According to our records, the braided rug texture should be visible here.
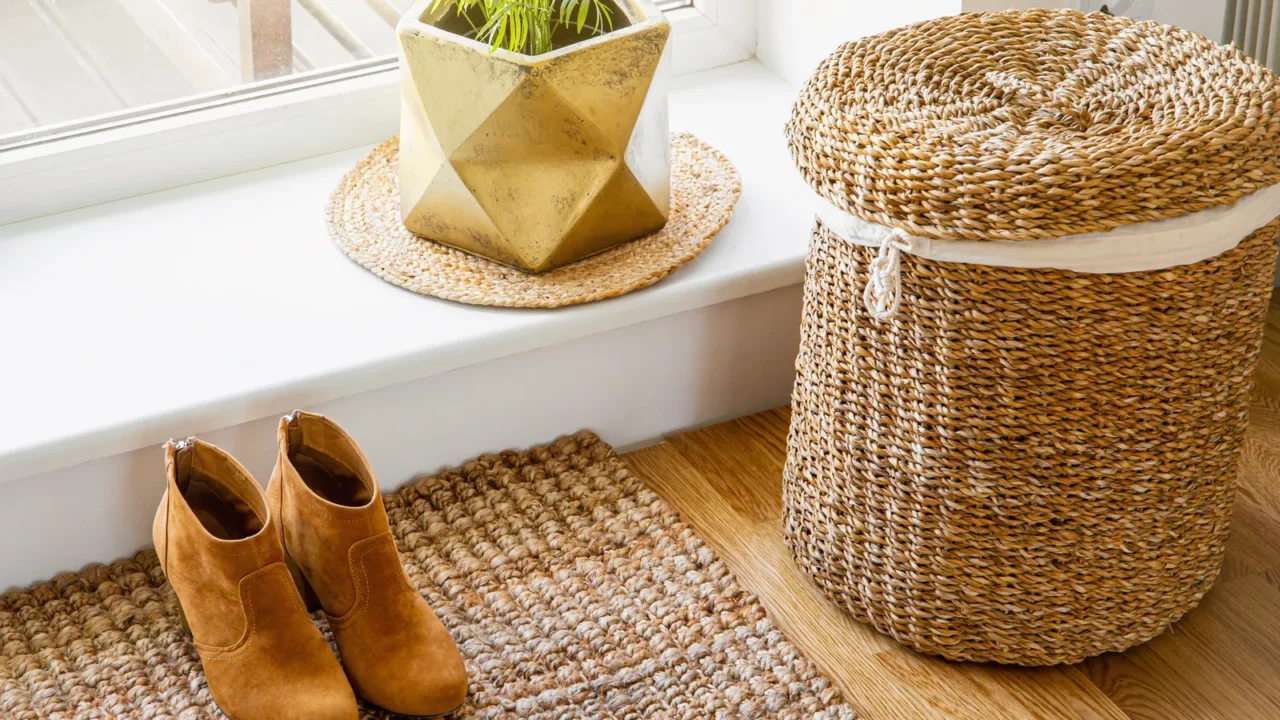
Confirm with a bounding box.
[1,432,856,719]
[327,133,740,308]
[786,9,1280,242]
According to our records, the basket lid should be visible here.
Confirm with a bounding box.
[786,9,1280,242]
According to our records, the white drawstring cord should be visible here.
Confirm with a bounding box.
[815,180,1280,322]
[862,228,912,321]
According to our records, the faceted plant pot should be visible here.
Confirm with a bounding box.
[396,0,671,273]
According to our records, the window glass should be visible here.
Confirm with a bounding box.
[0,0,695,151]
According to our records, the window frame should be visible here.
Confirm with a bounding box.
[0,0,754,226]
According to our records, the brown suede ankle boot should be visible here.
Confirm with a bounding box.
[267,411,468,718]
[153,438,358,720]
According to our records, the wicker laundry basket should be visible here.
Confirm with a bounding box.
[782,9,1280,666]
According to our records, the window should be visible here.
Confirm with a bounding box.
[1,0,707,152]
[0,0,753,225]
[0,0,400,152]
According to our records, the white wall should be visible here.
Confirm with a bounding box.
[964,0,1067,9]
[962,0,1228,40]
[754,0,1226,111]
[754,0,1223,90]
[0,285,803,590]
[1154,1,1228,40]
[756,0,961,87]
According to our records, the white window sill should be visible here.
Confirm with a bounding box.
[0,59,816,485]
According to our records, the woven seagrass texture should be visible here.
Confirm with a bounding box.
[786,9,1280,242]
[0,432,856,720]
[327,133,740,308]
[783,219,1280,666]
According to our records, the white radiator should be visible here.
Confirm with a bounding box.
[1225,0,1280,72]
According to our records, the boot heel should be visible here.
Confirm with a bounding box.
[286,556,322,612]
[158,563,192,635]
[175,599,192,634]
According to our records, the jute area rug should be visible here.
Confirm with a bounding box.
[0,432,857,719]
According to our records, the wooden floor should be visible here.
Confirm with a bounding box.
[623,293,1280,720]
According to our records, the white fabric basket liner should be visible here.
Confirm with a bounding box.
[815,183,1280,320]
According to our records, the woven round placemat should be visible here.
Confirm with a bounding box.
[328,133,740,308]
[0,432,856,720]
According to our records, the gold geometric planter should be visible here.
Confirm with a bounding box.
[396,0,671,272]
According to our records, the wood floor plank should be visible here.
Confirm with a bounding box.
[1080,647,1231,720]
[969,664,1131,720]
[1263,567,1280,592]
[1191,575,1280,684]
[661,409,791,524]
[1238,435,1280,523]
[1223,297,1280,582]
[624,442,759,545]
[1111,580,1280,719]
[1217,496,1280,583]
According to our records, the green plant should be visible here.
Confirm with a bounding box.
[429,0,615,55]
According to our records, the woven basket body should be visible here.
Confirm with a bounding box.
[783,9,1280,666]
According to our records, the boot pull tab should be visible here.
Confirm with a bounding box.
[159,436,196,577]
[284,411,305,456]
[166,437,197,490]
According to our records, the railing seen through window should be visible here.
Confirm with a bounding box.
[0,0,696,152]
